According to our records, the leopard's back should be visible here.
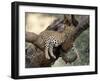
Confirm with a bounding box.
[39,30,66,47]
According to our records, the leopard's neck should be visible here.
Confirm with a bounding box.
[63,26,75,37]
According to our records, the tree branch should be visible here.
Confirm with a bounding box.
[25,32,38,43]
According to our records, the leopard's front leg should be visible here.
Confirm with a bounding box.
[49,45,56,59]
[45,46,50,59]
[45,41,50,59]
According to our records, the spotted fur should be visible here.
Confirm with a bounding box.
[37,26,75,59]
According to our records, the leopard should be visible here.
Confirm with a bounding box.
[37,25,75,59]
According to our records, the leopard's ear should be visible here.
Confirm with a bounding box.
[64,15,79,27]
[71,15,79,27]
[64,15,71,26]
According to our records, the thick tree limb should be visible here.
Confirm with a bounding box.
[26,32,38,43]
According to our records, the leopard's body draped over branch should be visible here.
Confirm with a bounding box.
[37,26,75,59]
